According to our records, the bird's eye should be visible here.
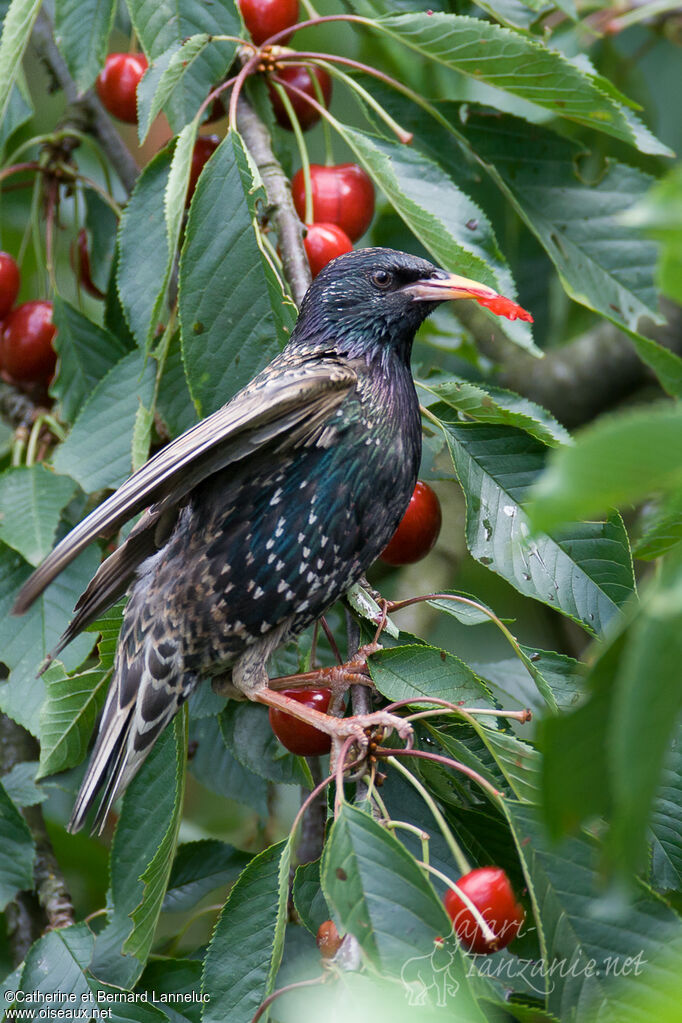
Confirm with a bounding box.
[371,269,393,290]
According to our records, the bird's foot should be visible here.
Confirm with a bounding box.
[268,641,382,695]
[252,686,412,751]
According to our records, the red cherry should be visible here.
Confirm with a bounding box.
[239,0,299,44]
[96,53,148,124]
[269,688,334,756]
[268,65,332,132]
[186,135,220,207]
[303,223,353,277]
[380,481,442,566]
[0,252,20,318]
[317,920,342,959]
[0,301,57,385]
[443,867,524,955]
[71,229,105,300]
[292,164,374,242]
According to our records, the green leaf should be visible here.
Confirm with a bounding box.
[0,0,42,125]
[220,702,310,786]
[529,404,682,531]
[52,297,127,423]
[0,544,100,730]
[138,959,203,1023]
[162,840,251,912]
[369,644,493,706]
[15,926,95,1013]
[459,115,662,321]
[0,465,76,565]
[90,722,187,987]
[202,840,291,1023]
[137,34,210,142]
[420,378,571,448]
[507,801,682,1019]
[38,662,109,779]
[125,710,187,959]
[541,547,682,879]
[321,803,453,973]
[117,145,173,348]
[54,0,116,92]
[54,349,156,492]
[189,714,268,816]
[0,75,32,157]
[128,0,240,133]
[156,330,198,438]
[442,421,635,635]
[337,126,535,354]
[179,131,294,416]
[292,859,330,935]
[0,780,35,909]
[424,590,499,627]
[476,643,584,715]
[606,547,682,877]
[650,729,682,892]
[373,13,670,154]
[1,761,47,807]
[634,492,682,561]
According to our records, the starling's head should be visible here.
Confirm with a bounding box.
[291,247,501,364]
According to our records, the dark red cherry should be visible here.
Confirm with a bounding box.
[268,65,332,131]
[239,0,299,45]
[96,53,148,124]
[304,223,353,277]
[381,481,442,566]
[0,252,20,318]
[443,867,525,955]
[269,688,333,756]
[291,163,374,242]
[0,301,57,384]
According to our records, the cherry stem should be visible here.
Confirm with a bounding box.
[334,735,358,816]
[293,58,412,143]
[387,589,555,712]
[262,13,373,47]
[196,74,239,126]
[380,748,502,801]
[289,768,334,840]
[229,53,263,130]
[0,161,41,184]
[406,707,532,725]
[417,861,498,948]
[382,819,431,865]
[269,78,313,223]
[386,755,471,875]
[320,616,343,664]
[251,976,326,1023]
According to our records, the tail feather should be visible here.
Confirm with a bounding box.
[68,603,194,834]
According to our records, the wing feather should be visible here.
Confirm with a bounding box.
[14,356,356,615]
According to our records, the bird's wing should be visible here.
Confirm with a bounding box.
[14,356,356,615]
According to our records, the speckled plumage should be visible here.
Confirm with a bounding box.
[15,248,454,831]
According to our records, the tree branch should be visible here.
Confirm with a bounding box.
[31,11,139,194]
[236,94,311,307]
[457,300,682,428]
[0,716,74,964]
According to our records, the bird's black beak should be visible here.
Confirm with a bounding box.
[401,271,499,304]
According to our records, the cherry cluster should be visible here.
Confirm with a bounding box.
[0,253,56,400]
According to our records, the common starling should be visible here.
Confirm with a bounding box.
[14,248,528,832]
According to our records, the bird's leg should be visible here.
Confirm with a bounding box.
[231,640,412,748]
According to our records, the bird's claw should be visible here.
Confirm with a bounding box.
[340,710,413,747]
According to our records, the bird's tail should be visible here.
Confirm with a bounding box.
[68,607,194,834]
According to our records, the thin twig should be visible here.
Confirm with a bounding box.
[235,94,311,306]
